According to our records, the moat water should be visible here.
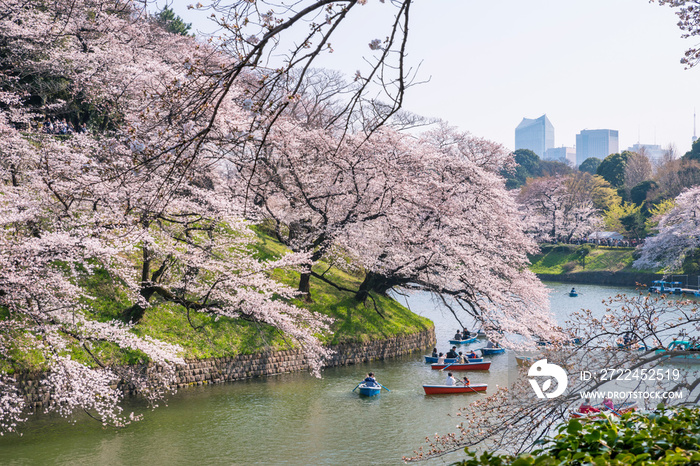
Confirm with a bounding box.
[0,283,668,465]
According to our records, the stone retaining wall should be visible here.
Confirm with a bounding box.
[14,328,435,408]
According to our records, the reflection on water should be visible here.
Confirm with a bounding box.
[0,282,676,465]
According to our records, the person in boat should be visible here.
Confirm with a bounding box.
[602,397,614,411]
[571,288,576,294]
[431,347,438,358]
[363,372,378,387]
[457,351,465,363]
[437,353,446,364]
[468,350,478,359]
[461,328,471,340]
[459,376,470,386]
[454,330,463,341]
[579,398,600,414]
[485,341,499,349]
[446,346,458,359]
[445,372,456,386]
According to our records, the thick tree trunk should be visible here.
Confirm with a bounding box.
[298,272,311,297]
[122,302,146,323]
[355,271,401,301]
[122,242,154,323]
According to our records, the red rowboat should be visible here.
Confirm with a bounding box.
[430,362,491,371]
[423,384,487,395]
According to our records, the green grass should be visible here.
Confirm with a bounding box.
[2,227,432,372]
[252,227,433,345]
[528,244,662,274]
[134,303,295,359]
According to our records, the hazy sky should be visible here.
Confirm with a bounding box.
[171,0,699,155]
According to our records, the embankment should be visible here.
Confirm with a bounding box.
[14,327,435,408]
[536,271,667,287]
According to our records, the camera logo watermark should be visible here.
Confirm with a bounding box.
[528,359,568,399]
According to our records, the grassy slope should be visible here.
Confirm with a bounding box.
[74,228,432,366]
[528,244,661,274]
[253,229,433,345]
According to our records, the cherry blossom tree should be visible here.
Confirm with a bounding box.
[339,125,557,344]
[0,0,333,434]
[653,0,700,67]
[518,175,600,243]
[635,186,700,271]
[228,117,410,295]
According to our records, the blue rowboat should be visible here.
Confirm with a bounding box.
[480,347,505,356]
[449,337,477,345]
[569,292,578,297]
[357,383,381,396]
[656,340,700,363]
[424,356,483,364]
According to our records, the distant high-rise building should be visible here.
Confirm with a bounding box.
[545,147,576,166]
[575,129,619,166]
[626,143,665,161]
[693,109,697,144]
[515,114,554,158]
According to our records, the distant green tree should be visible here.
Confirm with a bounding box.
[620,209,647,239]
[630,180,658,206]
[503,149,541,189]
[539,159,572,177]
[597,151,633,188]
[682,247,700,274]
[579,157,602,174]
[156,6,192,36]
[514,149,540,173]
[683,138,700,162]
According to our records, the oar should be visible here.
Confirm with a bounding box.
[464,384,485,395]
[378,383,391,392]
[603,404,622,417]
[352,382,361,392]
[439,361,457,372]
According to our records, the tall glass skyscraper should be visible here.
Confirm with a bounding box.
[514,114,554,158]
[575,129,619,166]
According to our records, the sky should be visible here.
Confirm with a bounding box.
[169,0,699,156]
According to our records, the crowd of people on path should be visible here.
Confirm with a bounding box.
[546,237,640,248]
[40,117,87,135]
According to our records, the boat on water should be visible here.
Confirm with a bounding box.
[656,340,700,363]
[430,361,491,371]
[422,383,487,395]
[448,337,478,345]
[569,291,578,297]
[356,383,381,396]
[424,355,482,364]
[571,402,638,419]
[480,347,505,356]
[649,280,684,294]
